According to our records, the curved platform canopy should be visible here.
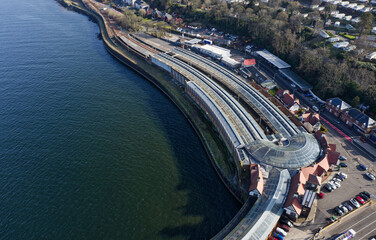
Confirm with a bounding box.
[245,133,321,169]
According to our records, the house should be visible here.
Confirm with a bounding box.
[365,51,376,60]
[276,88,300,110]
[124,0,136,6]
[351,17,361,23]
[306,174,322,190]
[326,97,351,117]
[333,42,349,48]
[248,164,264,197]
[314,131,329,150]
[284,197,303,221]
[328,37,339,43]
[243,59,256,66]
[163,12,172,22]
[341,108,376,134]
[152,8,162,19]
[320,30,330,38]
[344,45,356,51]
[283,172,306,221]
[134,0,149,9]
[334,21,341,27]
[173,17,183,25]
[327,150,340,165]
[302,112,321,132]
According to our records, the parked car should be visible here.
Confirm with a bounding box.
[329,216,337,222]
[339,172,348,179]
[356,196,366,205]
[305,93,313,97]
[362,191,371,199]
[344,202,353,211]
[366,173,375,181]
[339,163,348,168]
[312,105,319,112]
[333,177,342,182]
[350,198,360,208]
[360,137,367,143]
[317,192,325,198]
[339,204,348,213]
[280,218,293,227]
[291,83,296,88]
[334,206,344,216]
[325,184,334,192]
[278,224,290,232]
[273,232,284,240]
[359,192,370,201]
[276,227,287,236]
[339,156,347,160]
[359,164,368,171]
[330,180,341,188]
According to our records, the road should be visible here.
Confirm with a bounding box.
[319,203,376,240]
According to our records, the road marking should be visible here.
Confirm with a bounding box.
[345,207,376,229]
[321,116,352,142]
[361,227,376,239]
[355,217,376,234]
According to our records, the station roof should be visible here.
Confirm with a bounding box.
[256,50,291,69]
[225,168,290,240]
[279,69,313,90]
[245,132,321,169]
[184,38,202,45]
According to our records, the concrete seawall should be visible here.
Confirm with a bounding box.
[57,0,247,204]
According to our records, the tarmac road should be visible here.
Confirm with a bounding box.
[318,203,376,240]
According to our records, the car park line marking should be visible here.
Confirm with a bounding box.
[361,227,376,240]
[321,116,352,142]
[354,217,376,235]
[344,209,376,230]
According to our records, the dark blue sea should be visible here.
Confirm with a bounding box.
[0,0,239,239]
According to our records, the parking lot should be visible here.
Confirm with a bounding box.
[286,123,376,239]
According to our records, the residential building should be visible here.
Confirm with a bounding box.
[326,97,351,117]
[302,112,321,132]
[248,164,264,197]
[340,108,376,133]
[365,51,376,60]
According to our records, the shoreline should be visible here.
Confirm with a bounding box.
[56,0,247,204]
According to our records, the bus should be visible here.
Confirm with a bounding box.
[334,229,356,240]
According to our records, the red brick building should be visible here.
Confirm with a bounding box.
[340,108,376,134]
[325,97,351,118]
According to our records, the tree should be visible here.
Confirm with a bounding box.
[139,8,146,17]
[359,12,374,36]
[352,96,360,107]
[275,11,288,22]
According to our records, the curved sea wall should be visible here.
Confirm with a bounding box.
[57,0,247,204]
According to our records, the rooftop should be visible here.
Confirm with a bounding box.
[245,133,321,169]
[327,97,351,110]
[279,69,313,90]
[256,50,291,69]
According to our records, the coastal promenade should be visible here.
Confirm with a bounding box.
[59,1,323,238]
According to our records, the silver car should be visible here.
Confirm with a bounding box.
[350,198,360,208]
[344,202,353,211]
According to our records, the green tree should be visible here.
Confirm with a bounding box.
[352,96,360,107]
[359,12,374,35]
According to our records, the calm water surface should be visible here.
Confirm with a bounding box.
[0,0,239,239]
